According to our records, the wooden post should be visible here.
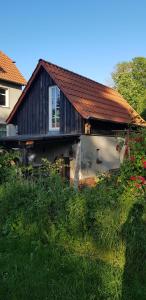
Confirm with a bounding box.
[73,140,81,189]
[85,122,91,134]
[22,147,29,166]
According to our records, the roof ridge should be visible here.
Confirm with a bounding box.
[40,58,117,95]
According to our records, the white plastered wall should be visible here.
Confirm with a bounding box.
[0,81,22,123]
[80,135,123,179]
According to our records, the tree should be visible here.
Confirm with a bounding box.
[112,57,146,119]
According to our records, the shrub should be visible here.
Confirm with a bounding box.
[120,128,146,194]
[0,148,19,184]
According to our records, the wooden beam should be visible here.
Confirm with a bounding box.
[73,140,81,189]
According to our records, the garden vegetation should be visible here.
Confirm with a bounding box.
[0,129,146,300]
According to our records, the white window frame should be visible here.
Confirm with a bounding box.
[49,86,60,131]
[0,87,9,107]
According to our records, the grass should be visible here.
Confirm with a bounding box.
[0,236,122,300]
[0,169,145,299]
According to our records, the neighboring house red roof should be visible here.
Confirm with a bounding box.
[0,51,26,86]
[7,59,146,126]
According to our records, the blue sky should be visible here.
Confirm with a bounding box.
[1,0,146,85]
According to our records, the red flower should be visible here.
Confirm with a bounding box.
[137,176,145,184]
[143,161,146,169]
[135,183,142,189]
[124,146,129,157]
[130,176,137,181]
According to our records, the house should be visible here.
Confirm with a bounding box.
[2,59,146,184]
[0,51,26,137]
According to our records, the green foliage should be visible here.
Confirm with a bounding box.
[0,135,145,299]
[112,57,146,117]
[120,128,146,186]
[0,148,19,184]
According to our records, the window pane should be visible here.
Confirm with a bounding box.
[0,88,5,95]
[49,86,60,130]
[56,96,60,108]
[56,88,60,106]
[0,124,6,137]
[56,119,60,128]
[52,97,55,109]
[52,87,56,98]
[52,118,55,128]
[52,108,56,118]
[56,87,60,95]
[56,108,60,118]
[0,94,5,106]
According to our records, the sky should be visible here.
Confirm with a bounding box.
[1,0,146,85]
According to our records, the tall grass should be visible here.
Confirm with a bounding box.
[0,128,146,300]
[0,169,145,300]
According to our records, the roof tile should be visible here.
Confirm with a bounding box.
[42,60,146,126]
[0,51,26,85]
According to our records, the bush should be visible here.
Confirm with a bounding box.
[0,148,19,184]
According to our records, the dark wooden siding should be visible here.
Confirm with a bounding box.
[60,93,84,134]
[14,68,84,135]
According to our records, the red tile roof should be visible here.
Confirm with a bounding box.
[0,51,26,85]
[7,59,146,126]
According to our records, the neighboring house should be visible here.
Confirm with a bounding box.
[0,51,26,136]
[2,59,146,184]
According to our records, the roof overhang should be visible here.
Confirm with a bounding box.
[0,133,80,148]
[7,62,43,123]
[87,116,146,127]
[0,78,26,86]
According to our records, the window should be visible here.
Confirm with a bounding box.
[49,86,60,130]
[0,88,8,107]
[0,124,7,137]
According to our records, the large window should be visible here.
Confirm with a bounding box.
[0,87,8,107]
[49,86,60,131]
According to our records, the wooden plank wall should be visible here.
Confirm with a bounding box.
[15,68,84,135]
[60,93,84,134]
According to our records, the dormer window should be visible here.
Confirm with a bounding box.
[0,87,9,107]
[49,86,60,131]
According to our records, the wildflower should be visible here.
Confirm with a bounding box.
[130,176,137,181]
[137,176,145,184]
[143,161,146,169]
[135,183,142,189]
[124,146,129,157]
